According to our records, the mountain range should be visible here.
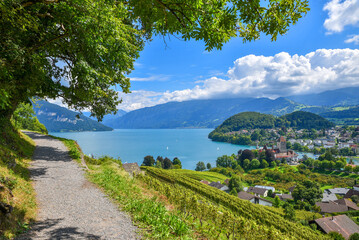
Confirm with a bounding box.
[34,87,359,131]
[34,101,113,132]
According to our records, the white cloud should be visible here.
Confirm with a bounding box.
[345,34,359,44]
[130,74,171,82]
[117,49,359,111]
[323,0,359,33]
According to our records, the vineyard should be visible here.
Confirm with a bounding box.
[140,167,329,240]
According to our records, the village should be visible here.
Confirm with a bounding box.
[198,135,359,239]
[230,126,359,156]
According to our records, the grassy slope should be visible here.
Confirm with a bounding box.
[170,169,228,182]
[0,123,36,239]
[56,138,195,239]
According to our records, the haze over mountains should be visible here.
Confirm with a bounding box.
[35,87,359,131]
[34,101,113,132]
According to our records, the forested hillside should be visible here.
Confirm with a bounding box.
[34,101,113,132]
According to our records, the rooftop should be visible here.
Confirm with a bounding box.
[315,215,359,239]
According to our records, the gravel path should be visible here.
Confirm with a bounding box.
[18,131,138,240]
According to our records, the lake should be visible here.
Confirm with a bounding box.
[50,129,315,170]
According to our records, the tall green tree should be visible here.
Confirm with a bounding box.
[228,176,243,193]
[195,161,206,171]
[1,0,309,122]
[142,155,155,166]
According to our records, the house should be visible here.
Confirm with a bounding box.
[326,188,350,196]
[322,192,338,202]
[276,194,293,201]
[288,185,296,194]
[314,215,359,239]
[247,187,268,197]
[315,202,348,213]
[122,163,142,176]
[315,199,359,213]
[200,180,210,185]
[274,150,299,162]
[208,182,229,191]
[345,189,359,198]
[335,198,359,211]
[254,185,275,193]
[339,143,350,149]
[237,191,273,207]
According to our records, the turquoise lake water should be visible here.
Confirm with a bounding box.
[50,129,315,170]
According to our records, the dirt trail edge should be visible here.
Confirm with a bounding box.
[18,131,138,240]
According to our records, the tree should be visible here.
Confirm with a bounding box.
[270,161,277,168]
[242,159,251,170]
[344,165,353,173]
[283,202,295,221]
[228,176,243,193]
[142,155,155,166]
[172,157,182,169]
[261,159,269,169]
[349,233,359,240]
[163,157,173,169]
[240,149,254,161]
[207,163,212,170]
[273,196,281,208]
[12,102,47,134]
[0,0,310,123]
[250,159,261,169]
[216,155,233,168]
[155,159,162,168]
[292,180,321,205]
[195,161,206,171]
[329,232,345,240]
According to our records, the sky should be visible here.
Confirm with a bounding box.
[51,0,359,112]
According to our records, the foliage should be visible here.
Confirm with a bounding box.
[283,202,296,221]
[87,163,192,238]
[292,181,322,205]
[142,155,155,167]
[0,120,36,239]
[142,167,328,240]
[1,0,309,121]
[228,176,243,193]
[328,232,345,240]
[349,233,359,240]
[273,196,281,208]
[209,111,334,143]
[12,102,47,134]
[206,163,211,170]
[163,157,173,169]
[172,157,182,169]
[195,161,206,172]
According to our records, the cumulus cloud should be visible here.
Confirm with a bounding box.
[323,0,359,33]
[117,49,359,111]
[345,34,359,44]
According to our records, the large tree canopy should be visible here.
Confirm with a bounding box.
[0,0,309,120]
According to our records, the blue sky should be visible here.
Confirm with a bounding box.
[51,0,359,111]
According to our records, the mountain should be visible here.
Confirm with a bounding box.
[288,87,359,106]
[34,101,113,132]
[318,106,359,125]
[82,110,127,127]
[210,111,333,135]
[280,111,335,130]
[110,97,304,129]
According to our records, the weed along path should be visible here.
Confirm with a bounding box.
[18,131,138,240]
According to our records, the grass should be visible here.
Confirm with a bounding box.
[87,162,194,239]
[169,169,228,183]
[50,136,82,164]
[55,138,195,239]
[0,121,37,239]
